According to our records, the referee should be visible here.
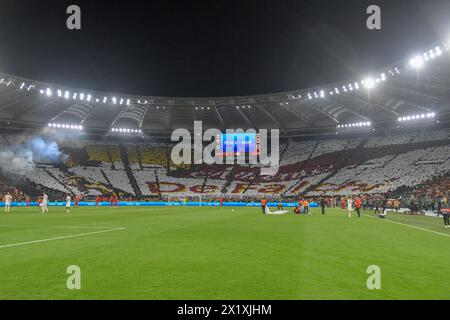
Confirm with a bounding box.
[320,198,326,215]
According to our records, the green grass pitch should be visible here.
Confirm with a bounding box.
[0,206,449,300]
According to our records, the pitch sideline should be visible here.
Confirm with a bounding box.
[364,214,450,238]
[0,227,127,249]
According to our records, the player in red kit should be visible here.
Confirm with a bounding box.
[110,195,114,207]
[96,195,101,208]
[74,195,79,209]
[355,196,362,218]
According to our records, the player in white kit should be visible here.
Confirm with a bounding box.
[347,197,354,218]
[4,192,12,213]
[65,195,71,213]
[41,193,49,213]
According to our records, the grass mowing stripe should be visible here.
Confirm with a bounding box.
[0,227,126,249]
[364,214,450,238]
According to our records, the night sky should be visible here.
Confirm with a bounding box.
[0,0,449,97]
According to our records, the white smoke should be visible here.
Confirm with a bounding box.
[0,136,66,176]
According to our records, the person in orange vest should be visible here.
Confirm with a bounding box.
[303,199,309,214]
[261,198,267,214]
[355,196,362,218]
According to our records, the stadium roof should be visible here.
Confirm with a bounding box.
[0,42,449,137]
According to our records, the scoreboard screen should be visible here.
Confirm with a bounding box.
[216,133,261,157]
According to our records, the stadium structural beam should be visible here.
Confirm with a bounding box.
[279,103,314,127]
[106,105,131,135]
[235,108,254,127]
[301,100,340,124]
[0,92,34,111]
[391,78,450,105]
[214,107,226,129]
[23,98,67,124]
[49,102,94,122]
[347,92,400,116]
[253,104,287,130]
[139,105,150,129]
[376,90,431,112]
[327,99,371,120]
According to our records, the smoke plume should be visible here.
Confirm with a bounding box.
[0,136,66,176]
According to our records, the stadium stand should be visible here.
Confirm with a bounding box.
[2,126,449,201]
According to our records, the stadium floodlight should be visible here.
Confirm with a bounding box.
[436,46,442,56]
[363,77,375,89]
[112,97,117,104]
[48,123,83,131]
[399,113,435,122]
[429,50,436,59]
[381,73,386,82]
[87,94,92,102]
[103,97,108,103]
[409,55,424,69]
[126,99,130,106]
[64,91,70,99]
[338,121,372,129]
[80,93,85,101]
[46,88,52,97]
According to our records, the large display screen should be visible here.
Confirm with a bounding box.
[215,133,261,157]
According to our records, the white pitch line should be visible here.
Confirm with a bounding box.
[0,227,126,249]
[364,214,450,238]
[0,225,124,230]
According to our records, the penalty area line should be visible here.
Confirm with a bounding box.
[364,214,450,238]
[0,227,127,249]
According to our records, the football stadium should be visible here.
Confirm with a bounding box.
[1,1,450,302]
